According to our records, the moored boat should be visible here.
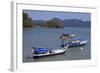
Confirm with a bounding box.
[61,38,87,47]
[59,33,75,39]
[29,45,68,58]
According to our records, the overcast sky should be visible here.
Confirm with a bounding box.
[23,10,91,21]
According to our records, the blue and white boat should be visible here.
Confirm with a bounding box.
[29,45,68,58]
[61,38,87,47]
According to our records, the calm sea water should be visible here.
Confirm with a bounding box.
[23,27,91,62]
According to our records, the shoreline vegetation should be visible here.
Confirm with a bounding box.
[23,12,33,27]
[23,12,90,28]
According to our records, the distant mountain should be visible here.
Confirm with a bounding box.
[63,19,90,28]
[52,18,63,22]
[32,18,91,28]
[51,18,64,27]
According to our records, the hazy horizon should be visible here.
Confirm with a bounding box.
[23,10,91,21]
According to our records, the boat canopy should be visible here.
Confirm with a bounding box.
[62,33,69,36]
[34,48,48,54]
[61,33,74,36]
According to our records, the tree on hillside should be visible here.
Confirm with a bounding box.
[23,12,33,27]
[23,17,33,27]
[23,13,28,21]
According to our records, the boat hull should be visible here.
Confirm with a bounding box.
[33,51,65,58]
[67,43,86,47]
[61,40,87,48]
[62,43,86,47]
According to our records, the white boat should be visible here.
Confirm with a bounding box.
[29,45,68,58]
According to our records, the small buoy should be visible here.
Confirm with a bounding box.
[80,47,83,51]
